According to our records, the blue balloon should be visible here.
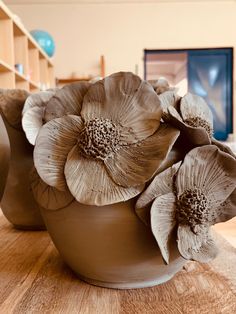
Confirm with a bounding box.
[30,30,55,57]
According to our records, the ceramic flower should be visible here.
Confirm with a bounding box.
[34,72,180,206]
[22,82,90,145]
[136,145,236,263]
[162,93,214,145]
[163,93,236,158]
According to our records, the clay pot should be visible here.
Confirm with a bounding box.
[0,115,10,201]
[41,199,185,289]
[0,115,45,230]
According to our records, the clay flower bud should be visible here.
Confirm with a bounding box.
[148,77,175,95]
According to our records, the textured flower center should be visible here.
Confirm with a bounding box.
[176,187,210,229]
[184,116,213,137]
[79,118,121,160]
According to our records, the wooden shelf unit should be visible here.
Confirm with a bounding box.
[0,0,55,92]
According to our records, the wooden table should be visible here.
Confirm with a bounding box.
[0,212,236,314]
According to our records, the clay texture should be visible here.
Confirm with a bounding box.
[0,115,10,201]
[34,73,236,287]
[41,199,185,289]
[0,88,45,230]
[2,72,235,289]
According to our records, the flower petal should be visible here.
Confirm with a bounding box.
[105,123,180,188]
[22,90,55,115]
[167,105,183,121]
[30,167,74,210]
[150,193,177,264]
[176,145,236,207]
[65,145,144,206]
[44,82,91,122]
[22,106,45,145]
[135,162,181,225]
[180,93,213,127]
[156,139,189,175]
[166,106,211,145]
[159,91,180,113]
[212,137,236,159]
[177,224,218,262]
[211,188,236,224]
[34,115,83,191]
[179,124,211,146]
[81,72,162,142]
[0,89,29,130]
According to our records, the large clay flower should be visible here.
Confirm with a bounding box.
[34,72,180,206]
[22,82,90,145]
[136,145,236,263]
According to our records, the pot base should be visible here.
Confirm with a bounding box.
[41,200,186,290]
[77,272,179,290]
[13,224,46,231]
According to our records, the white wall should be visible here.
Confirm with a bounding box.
[8,0,236,131]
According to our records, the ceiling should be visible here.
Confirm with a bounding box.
[4,0,235,4]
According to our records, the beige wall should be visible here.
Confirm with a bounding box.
[8,1,236,131]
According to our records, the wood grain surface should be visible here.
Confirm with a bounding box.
[0,212,236,314]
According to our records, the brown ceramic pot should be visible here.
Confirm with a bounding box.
[0,115,10,201]
[41,199,185,289]
[0,115,45,230]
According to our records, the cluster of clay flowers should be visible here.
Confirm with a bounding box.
[22,72,180,208]
[135,85,236,263]
[6,71,235,264]
[136,145,236,263]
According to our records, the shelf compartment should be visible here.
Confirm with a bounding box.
[0,59,13,72]
[15,70,29,91]
[15,79,29,91]
[15,70,28,82]
[0,62,15,88]
[29,80,39,88]
[28,45,40,84]
[39,57,49,90]
[13,23,29,78]
[0,14,14,67]
[29,81,39,93]
[0,6,8,19]
[0,2,54,91]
